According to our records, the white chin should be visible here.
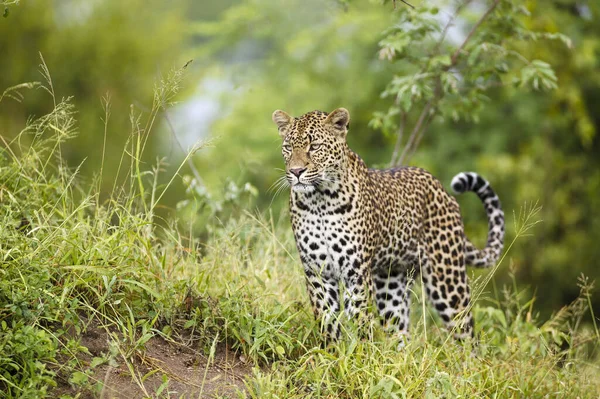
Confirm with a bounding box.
[292,184,315,193]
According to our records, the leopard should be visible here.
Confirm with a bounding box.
[272,107,505,344]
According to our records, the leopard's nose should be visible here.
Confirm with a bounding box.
[289,168,307,178]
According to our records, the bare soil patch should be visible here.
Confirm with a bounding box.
[52,320,251,398]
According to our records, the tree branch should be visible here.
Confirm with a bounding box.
[434,0,475,55]
[389,111,407,167]
[406,114,434,162]
[395,77,443,166]
[390,0,501,167]
[395,99,434,166]
[393,0,415,10]
[450,0,501,66]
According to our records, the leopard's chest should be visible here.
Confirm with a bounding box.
[290,191,361,278]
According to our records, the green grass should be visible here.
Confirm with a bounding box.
[1,68,599,398]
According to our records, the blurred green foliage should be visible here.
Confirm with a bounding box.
[1,0,205,193]
[1,0,599,316]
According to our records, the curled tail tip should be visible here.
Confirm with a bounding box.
[450,172,474,194]
[450,171,491,196]
[453,171,505,267]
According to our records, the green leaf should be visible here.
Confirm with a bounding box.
[276,345,285,356]
[430,54,451,68]
[519,60,558,90]
[184,319,196,329]
[69,371,89,386]
[90,356,106,368]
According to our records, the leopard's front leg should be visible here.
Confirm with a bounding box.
[341,256,374,338]
[304,267,341,341]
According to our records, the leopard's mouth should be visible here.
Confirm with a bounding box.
[292,183,315,192]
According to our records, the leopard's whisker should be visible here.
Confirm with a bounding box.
[268,175,288,193]
[268,178,290,208]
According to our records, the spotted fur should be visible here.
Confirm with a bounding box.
[272,108,505,343]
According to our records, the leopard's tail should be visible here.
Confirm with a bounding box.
[451,172,505,268]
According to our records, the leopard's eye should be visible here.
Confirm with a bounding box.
[309,144,321,152]
[282,144,292,152]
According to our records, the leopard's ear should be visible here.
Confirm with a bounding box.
[272,110,293,139]
[325,108,350,136]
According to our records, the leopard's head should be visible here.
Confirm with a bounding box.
[272,108,350,193]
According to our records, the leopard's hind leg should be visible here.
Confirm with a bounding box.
[421,230,474,340]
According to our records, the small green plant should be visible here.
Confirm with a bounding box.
[0,322,57,397]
